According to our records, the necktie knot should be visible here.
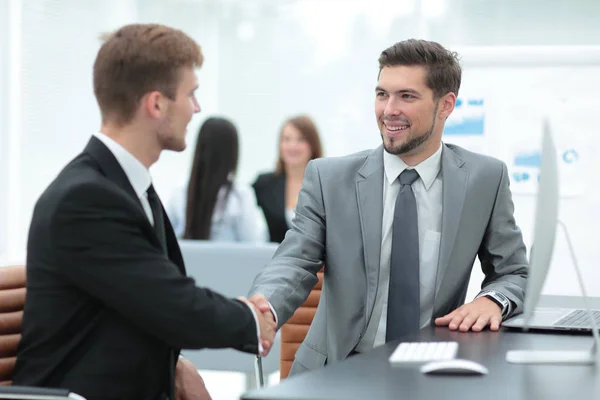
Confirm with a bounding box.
[147,184,157,197]
[399,169,419,186]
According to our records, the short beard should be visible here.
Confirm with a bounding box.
[382,102,438,156]
[157,114,186,152]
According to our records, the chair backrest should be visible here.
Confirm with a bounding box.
[177,240,283,375]
[0,265,26,386]
[279,269,323,379]
[177,240,279,304]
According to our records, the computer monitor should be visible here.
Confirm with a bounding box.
[505,119,600,364]
[520,119,559,328]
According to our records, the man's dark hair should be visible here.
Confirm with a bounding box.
[378,39,462,99]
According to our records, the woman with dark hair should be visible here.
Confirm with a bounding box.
[252,115,323,243]
[168,117,267,241]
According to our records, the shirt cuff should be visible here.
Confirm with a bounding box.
[268,302,279,327]
[244,303,264,355]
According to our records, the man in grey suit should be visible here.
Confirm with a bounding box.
[248,39,528,375]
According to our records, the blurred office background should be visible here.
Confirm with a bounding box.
[1,0,600,397]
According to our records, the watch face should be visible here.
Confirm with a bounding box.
[486,293,506,308]
[497,295,509,307]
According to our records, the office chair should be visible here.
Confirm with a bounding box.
[178,240,281,388]
[279,268,324,379]
[0,265,86,399]
[0,265,26,386]
[255,268,323,385]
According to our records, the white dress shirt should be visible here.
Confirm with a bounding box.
[93,133,264,354]
[167,183,268,242]
[355,143,443,352]
[285,208,295,229]
[93,132,153,222]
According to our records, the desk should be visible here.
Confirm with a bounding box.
[242,295,600,400]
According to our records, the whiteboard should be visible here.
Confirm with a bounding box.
[449,47,600,299]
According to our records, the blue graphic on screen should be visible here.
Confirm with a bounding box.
[514,151,541,168]
[443,98,485,136]
[511,148,578,183]
[512,150,541,182]
[562,149,578,164]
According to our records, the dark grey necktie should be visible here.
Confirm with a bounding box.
[386,168,420,342]
[147,184,167,254]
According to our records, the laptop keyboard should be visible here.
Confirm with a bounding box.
[389,341,458,363]
[554,309,600,328]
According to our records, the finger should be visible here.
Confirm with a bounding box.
[260,349,271,357]
[459,313,478,332]
[261,339,271,351]
[256,302,271,313]
[489,315,502,331]
[260,343,272,357]
[250,294,272,312]
[262,310,276,323]
[448,313,465,330]
[434,313,455,326]
[471,315,490,332]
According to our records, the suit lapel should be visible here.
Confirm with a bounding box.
[85,136,143,209]
[356,147,385,319]
[276,173,286,219]
[85,136,186,274]
[434,145,469,296]
[164,205,186,275]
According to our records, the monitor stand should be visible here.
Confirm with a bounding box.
[506,220,600,365]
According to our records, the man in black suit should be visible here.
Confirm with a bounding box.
[13,24,276,400]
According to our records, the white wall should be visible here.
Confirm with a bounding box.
[1,0,600,300]
[454,60,600,299]
[0,0,9,259]
[0,0,222,263]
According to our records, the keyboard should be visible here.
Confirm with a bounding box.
[389,341,458,363]
[555,309,600,328]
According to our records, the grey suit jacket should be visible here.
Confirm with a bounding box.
[249,144,528,374]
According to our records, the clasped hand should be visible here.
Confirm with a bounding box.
[238,294,277,356]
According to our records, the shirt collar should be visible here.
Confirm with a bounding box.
[383,142,443,191]
[93,132,152,198]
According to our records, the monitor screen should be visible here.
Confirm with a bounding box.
[521,119,560,327]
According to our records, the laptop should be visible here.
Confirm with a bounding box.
[503,307,600,332]
[502,120,600,333]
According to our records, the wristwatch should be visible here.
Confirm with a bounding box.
[481,291,511,318]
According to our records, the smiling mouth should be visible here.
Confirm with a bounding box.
[383,122,410,134]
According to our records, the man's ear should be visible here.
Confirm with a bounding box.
[141,90,167,120]
[438,92,457,120]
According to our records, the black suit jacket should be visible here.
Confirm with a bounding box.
[13,137,258,400]
[252,172,289,243]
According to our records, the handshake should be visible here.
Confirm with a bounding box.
[238,294,277,357]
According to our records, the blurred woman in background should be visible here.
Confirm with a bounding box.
[168,117,267,242]
[253,115,323,243]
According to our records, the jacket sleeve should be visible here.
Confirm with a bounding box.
[249,161,326,327]
[477,161,529,316]
[50,181,258,353]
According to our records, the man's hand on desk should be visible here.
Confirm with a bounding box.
[434,296,503,332]
[175,357,212,400]
[239,295,277,356]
